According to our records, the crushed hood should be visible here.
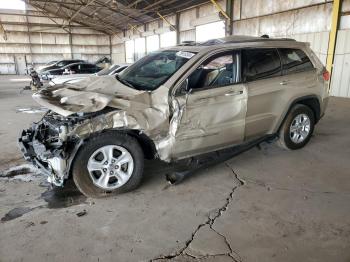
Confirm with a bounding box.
[33,75,151,116]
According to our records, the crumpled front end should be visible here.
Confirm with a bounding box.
[18,111,82,186]
[18,75,184,186]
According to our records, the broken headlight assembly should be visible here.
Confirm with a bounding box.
[19,111,78,186]
[19,108,119,186]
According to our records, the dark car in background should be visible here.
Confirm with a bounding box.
[49,63,131,86]
[40,62,102,80]
[36,59,85,73]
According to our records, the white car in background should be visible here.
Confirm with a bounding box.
[49,63,130,86]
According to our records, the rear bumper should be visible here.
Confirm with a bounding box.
[320,96,330,119]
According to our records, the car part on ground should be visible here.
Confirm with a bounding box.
[28,67,42,90]
[18,35,329,197]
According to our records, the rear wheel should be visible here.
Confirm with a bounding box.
[278,104,315,150]
[72,132,144,198]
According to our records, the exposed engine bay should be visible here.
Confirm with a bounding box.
[19,108,116,186]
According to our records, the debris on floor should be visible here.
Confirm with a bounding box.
[1,207,34,222]
[0,164,43,182]
[40,180,87,209]
[76,210,87,217]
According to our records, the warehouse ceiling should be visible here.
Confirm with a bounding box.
[25,0,210,34]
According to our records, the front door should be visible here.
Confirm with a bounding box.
[171,51,247,159]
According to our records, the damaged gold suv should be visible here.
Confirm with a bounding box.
[19,36,329,197]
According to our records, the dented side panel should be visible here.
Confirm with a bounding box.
[170,83,248,160]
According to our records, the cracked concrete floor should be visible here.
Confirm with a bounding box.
[0,76,350,262]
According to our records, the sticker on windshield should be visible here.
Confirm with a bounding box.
[176,51,195,59]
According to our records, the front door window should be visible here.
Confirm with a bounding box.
[188,52,240,91]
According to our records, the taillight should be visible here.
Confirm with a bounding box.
[322,70,330,81]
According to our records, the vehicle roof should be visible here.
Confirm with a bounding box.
[166,35,308,53]
[48,62,96,71]
[61,62,96,68]
[57,59,85,62]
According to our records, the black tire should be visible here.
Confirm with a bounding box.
[278,104,315,150]
[72,131,144,198]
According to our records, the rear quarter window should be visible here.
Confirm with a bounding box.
[242,48,282,82]
[279,48,314,74]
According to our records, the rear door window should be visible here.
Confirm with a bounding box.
[279,48,314,74]
[242,48,281,82]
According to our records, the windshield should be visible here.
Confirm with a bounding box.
[118,50,196,91]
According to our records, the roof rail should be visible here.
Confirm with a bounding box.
[178,41,197,46]
[177,36,297,47]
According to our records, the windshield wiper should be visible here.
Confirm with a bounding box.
[115,74,136,89]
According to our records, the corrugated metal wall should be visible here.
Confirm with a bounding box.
[330,0,350,97]
[330,30,350,97]
[179,30,196,43]
[0,6,111,74]
[288,32,330,66]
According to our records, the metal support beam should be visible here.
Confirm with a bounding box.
[225,0,233,36]
[209,0,230,20]
[32,6,70,33]
[156,11,176,31]
[175,12,180,44]
[0,18,7,41]
[68,0,96,24]
[24,3,33,66]
[326,0,342,77]
[27,0,101,7]
[68,23,73,59]
[128,24,142,34]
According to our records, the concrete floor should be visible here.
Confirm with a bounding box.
[0,75,349,262]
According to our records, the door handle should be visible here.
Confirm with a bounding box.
[225,90,243,96]
[280,80,289,85]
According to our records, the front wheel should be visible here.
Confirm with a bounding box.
[72,132,144,198]
[278,104,315,150]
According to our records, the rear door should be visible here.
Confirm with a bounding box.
[278,48,318,95]
[242,48,284,140]
[171,50,248,159]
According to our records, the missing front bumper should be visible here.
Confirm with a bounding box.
[18,127,67,186]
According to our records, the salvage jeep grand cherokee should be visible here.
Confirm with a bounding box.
[19,36,329,197]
